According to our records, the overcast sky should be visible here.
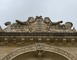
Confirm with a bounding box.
[0,0,77,29]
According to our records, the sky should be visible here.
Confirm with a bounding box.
[0,0,77,29]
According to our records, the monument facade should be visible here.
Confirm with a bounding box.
[0,16,77,60]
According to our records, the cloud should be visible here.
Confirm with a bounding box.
[0,0,77,29]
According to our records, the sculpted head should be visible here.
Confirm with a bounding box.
[65,22,73,29]
[44,17,51,23]
[27,17,35,23]
[5,22,11,26]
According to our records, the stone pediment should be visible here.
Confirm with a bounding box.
[4,16,76,32]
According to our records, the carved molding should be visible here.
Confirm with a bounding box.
[1,43,77,60]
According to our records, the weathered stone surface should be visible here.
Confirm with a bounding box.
[0,16,77,60]
[4,16,76,32]
[0,44,77,60]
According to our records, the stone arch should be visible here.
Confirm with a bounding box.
[1,43,77,60]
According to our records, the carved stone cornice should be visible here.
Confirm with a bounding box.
[0,32,77,46]
[0,32,77,36]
